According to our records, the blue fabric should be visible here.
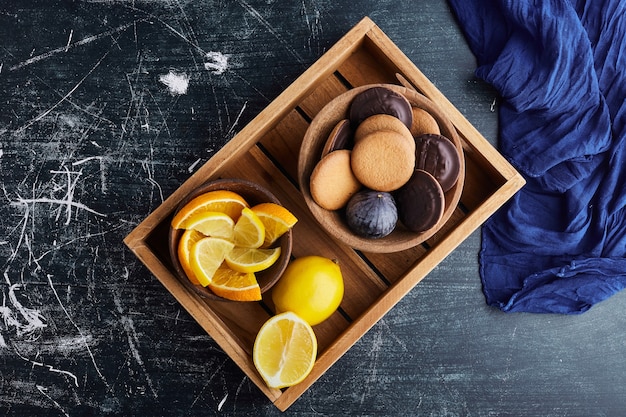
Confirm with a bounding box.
[448,0,626,313]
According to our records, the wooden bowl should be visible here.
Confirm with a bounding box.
[298,84,465,253]
[168,178,293,301]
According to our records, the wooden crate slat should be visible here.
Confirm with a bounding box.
[298,75,350,117]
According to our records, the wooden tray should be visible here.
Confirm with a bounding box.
[124,17,525,411]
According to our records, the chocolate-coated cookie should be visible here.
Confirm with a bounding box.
[414,134,461,192]
[395,169,444,233]
[321,119,353,158]
[349,86,413,128]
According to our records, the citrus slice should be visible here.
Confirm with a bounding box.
[189,237,235,286]
[182,211,235,239]
[225,247,281,273]
[253,311,317,389]
[208,266,262,301]
[177,229,206,285]
[251,203,298,248]
[232,207,265,248]
[171,190,248,229]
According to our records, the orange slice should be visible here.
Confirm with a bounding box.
[189,237,235,286]
[224,247,281,273]
[171,190,248,229]
[232,207,265,248]
[182,211,234,239]
[208,266,261,301]
[177,229,205,285]
[253,311,317,389]
[251,203,298,248]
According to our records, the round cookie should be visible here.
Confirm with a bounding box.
[414,133,461,192]
[321,119,353,158]
[349,86,413,128]
[410,107,440,137]
[394,169,445,233]
[351,130,415,192]
[354,114,413,145]
[310,149,362,210]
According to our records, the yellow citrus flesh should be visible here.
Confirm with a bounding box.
[208,266,261,301]
[189,237,235,286]
[253,311,317,389]
[251,203,298,248]
[171,190,248,229]
[271,256,344,326]
[177,229,205,285]
[232,207,265,248]
[181,211,235,239]
[225,247,281,273]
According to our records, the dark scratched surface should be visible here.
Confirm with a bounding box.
[1,1,625,416]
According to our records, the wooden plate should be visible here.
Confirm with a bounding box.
[168,178,292,301]
[298,84,465,253]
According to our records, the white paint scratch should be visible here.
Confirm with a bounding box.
[14,349,79,388]
[204,51,229,74]
[13,196,107,225]
[217,393,228,411]
[8,164,107,235]
[225,101,247,138]
[235,0,304,64]
[159,71,189,95]
[188,158,201,173]
[113,293,158,398]
[65,29,74,52]
[9,20,142,71]
[47,274,108,388]
[36,385,70,417]
[16,48,112,133]
[360,327,384,407]
[1,276,47,340]
[142,159,164,203]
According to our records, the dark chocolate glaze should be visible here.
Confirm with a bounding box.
[349,87,413,128]
[414,134,461,192]
[394,169,444,233]
[321,119,353,158]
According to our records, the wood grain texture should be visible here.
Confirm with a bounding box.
[1,1,625,416]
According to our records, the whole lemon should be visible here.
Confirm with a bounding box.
[271,256,344,326]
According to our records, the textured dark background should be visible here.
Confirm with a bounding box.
[1,1,625,416]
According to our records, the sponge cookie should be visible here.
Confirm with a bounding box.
[349,86,413,128]
[351,130,415,192]
[354,114,413,145]
[410,107,440,137]
[310,149,362,210]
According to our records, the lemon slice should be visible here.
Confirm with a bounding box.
[189,237,235,286]
[177,229,205,285]
[225,247,281,273]
[253,311,317,389]
[182,211,235,239]
[208,266,261,301]
[232,207,265,248]
[172,190,248,229]
[251,203,298,248]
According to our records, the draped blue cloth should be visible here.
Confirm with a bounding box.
[448,0,626,313]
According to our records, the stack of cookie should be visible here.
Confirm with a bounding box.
[309,86,461,239]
